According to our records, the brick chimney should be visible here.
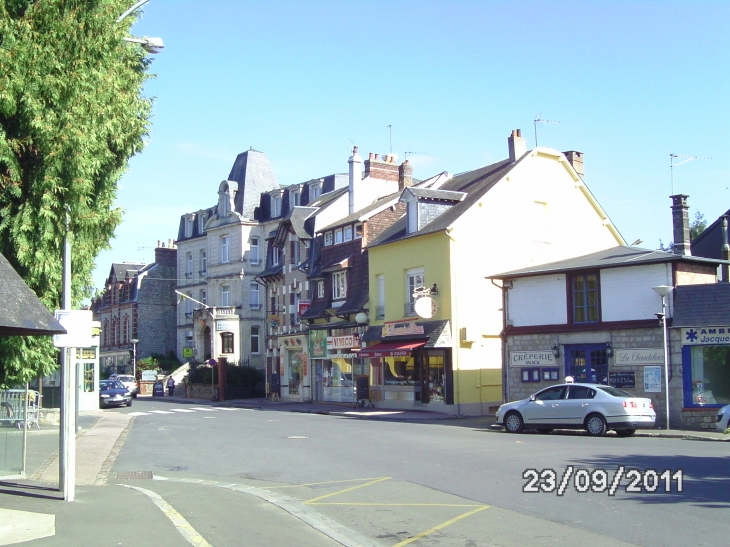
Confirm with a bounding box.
[398,160,413,190]
[364,152,399,181]
[508,129,526,163]
[671,194,691,256]
[563,151,584,178]
[155,245,177,267]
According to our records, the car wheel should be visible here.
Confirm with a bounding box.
[537,428,553,434]
[616,429,635,437]
[127,399,133,407]
[585,413,607,437]
[504,411,524,433]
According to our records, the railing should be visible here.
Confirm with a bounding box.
[212,307,237,317]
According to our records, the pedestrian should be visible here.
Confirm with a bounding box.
[166,376,175,397]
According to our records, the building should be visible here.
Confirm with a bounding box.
[175,149,279,368]
[363,131,624,415]
[92,243,177,376]
[491,195,730,429]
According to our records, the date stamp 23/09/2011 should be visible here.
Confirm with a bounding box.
[522,466,683,495]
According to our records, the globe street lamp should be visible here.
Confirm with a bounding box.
[653,285,674,430]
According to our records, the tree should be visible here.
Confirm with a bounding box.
[659,211,707,253]
[0,0,154,387]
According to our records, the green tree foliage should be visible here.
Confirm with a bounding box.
[659,211,708,252]
[0,0,154,387]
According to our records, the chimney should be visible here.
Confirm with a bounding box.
[364,152,399,181]
[563,151,584,179]
[155,245,177,268]
[722,216,730,282]
[508,129,526,163]
[398,160,413,190]
[348,146,362,215]
[671,194,691,256]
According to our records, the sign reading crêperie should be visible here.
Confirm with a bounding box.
[509,351,555,368]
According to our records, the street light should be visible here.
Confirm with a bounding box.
[131,338,139,379]
[118,0,164,54]
[653,285,674,430]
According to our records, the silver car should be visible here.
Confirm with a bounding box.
[495,382,656,437]
[110,374,138,398]
[716,405,730,433]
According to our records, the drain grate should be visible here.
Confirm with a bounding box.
[116,471,154,480]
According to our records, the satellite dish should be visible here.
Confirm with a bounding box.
[414,296,436,319]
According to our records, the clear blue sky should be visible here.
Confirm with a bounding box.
[93,0,730,289]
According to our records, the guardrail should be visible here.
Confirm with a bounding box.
[0,389,41,429]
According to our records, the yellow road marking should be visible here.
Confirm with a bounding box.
[304,477,391,504]
[266,477,389,489]
[392,505,490,547]
[120,485,213,547]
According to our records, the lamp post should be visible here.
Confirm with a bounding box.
[653,285,674,430]
[131,338,139,379]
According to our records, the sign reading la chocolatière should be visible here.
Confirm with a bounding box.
[613,348,664,366]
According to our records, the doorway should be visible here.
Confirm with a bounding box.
[566,345,609,384]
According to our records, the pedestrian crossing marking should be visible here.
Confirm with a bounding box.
[148,410,174,414]
[168,408,196,413]
[189,407,218,412]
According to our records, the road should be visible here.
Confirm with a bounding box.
[90,399,730,547]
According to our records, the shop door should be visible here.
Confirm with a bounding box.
[566,345,609,384]
[314,361,323,402]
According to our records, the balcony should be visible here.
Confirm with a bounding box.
[184,272,193,279]
[199,270,207,278]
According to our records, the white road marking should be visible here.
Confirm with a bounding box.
[127,412,150,416]
[148,410,175,414]
[169,408,196,413]
[189,407,218,412]
[120,485,213,547]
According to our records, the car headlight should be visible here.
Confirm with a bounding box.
[100,394,110,398]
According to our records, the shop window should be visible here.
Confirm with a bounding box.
[384,356,418,386]
[570,272,599,323]
[428,353,445,402]
[83,362,95,392]
[220,332,234,354]
[688,345,730,406]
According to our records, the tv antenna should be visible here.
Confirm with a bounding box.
[670,153,711,195]
[404,151,426,161]
[534,114,559,147]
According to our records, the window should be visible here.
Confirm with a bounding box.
[200,289,207,306]
[688,345,730,406]
[535,386,567,399]
[251,326,260,354]
[250,237,260,264]
[221,236,230,263]
[406,268,425,316]
[221,332,234,354]
[186,253,193,278]
[521,368,541,382]
[198,213,206,234]
[571,272,599,323]
[185,216,193,238]
[250,283,261,308]
[271,246,280,265]
[271,194,282,217]
[200,250,207,274]
[317,280,324,299]
[334,228,343,245]
[122,316,129,343]
[221,285,230,307]
[310,181,322,200]
[289,240,299,265]
[567,385,596,399]
[355,224,363,239]
[332,271,347,300]
[407,200,418,234]
[377,274,385,319]
[290,189,300,207]
[185,292,193,317]
[344,225,353,241]
[324,232,333,246]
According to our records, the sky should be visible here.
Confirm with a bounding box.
[92,0,730,290]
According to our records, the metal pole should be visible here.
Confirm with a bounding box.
[60,208,76,502]
[661,297,670,430]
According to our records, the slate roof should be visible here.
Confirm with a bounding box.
[0,252,66,336]
[404,188,466,202]
[672,283,730,327]
[489,246,729,279]
[109,263,146,283]
[298,300,330,321]
[228,149,280,219]
[369,159,515,247]
[691,209,730,260]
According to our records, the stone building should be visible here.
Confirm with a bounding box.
[92,243,177,375]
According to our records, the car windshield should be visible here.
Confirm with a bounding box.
[117,376,133,382]
[100,381,124,391]
[595,385,634,398]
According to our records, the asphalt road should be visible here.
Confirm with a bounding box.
[98,399,730,547]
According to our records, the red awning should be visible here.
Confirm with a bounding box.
[359,341,426,358]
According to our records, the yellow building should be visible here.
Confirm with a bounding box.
[363,130,624,415]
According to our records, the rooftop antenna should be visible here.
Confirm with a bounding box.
[670,153,711,195]
[387,125,392,154]
[404,151,426,161]
[534,114,559,147]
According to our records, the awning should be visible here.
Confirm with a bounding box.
[358,341,426,358]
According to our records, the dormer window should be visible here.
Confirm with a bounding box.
[309,180,322,200]
[332,271,347,300]
[271,193,282,217]
[290,188,300,207]
[185,216,194,238]
[324,232,333,246]
[344,225,353,241]
[198,213,206,234]
[355,224,363,238]
[334,228,343,245]
[407,200,418,234]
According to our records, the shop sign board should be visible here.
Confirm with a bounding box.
[298,300,311,316]
[509,351,555,367]
[216,320,237,332]
[382,321,424,338]
[681,327,730,345]
[614,348,664,365]
[328,335,358,350]
[608,371,636,389]
[309,329,327,358]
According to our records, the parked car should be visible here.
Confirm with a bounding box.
[495,382,656,437]
[110,374,138,398]
[99,380,133,408]
[716,404,730,433]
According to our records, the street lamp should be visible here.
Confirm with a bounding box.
[653,285,674,430]
[131,338,139,379]
[118,0,164,54]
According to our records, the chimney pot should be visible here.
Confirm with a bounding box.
[671,194,692,256]
[369,152,375,160]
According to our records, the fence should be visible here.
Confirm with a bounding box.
[0,389,41,429]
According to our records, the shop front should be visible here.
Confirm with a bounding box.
[278,335,308,402]
[309,326,367,404]
[361,320,453,409]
